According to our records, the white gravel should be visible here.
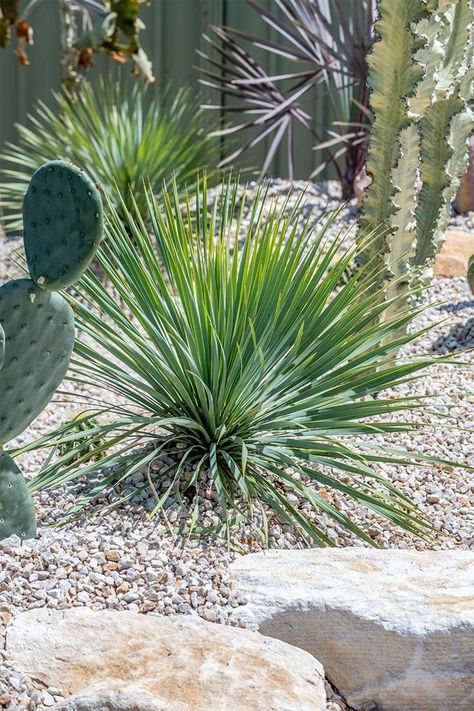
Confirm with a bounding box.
[1,181,473,711]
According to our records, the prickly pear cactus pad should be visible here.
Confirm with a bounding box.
[0,279,75,446]
[0,451,36,540]
[23,160,103,290]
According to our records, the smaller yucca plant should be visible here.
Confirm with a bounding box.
[0,79,219,231]
[58,411,107,466]
[21,179,459,545]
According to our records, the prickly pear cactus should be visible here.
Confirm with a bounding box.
[0,160,103,541]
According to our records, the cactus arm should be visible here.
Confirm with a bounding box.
[381,123,421,331]
[384,123,420,307]
[414,93,465,267]
[408,16,443,117]
[436,0,472,95]
[414,0,474,270]
[424,105,474,264]
[359,0,426,268]
[410,0,474,268]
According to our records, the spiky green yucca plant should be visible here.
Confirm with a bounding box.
[0,79,219,231]
[19,180,458,546]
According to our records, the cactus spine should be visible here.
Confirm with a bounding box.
[0,160,103,541]
[358,0,474,313]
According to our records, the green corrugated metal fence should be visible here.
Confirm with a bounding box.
[0,0,351,179]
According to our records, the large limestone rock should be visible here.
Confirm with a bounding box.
[230,549,474,711]
[434,229,474,277]
[6,607,326,711]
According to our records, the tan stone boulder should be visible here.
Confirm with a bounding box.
[230,549,474,711]
[434,230,474,277]
[6,608,326,711]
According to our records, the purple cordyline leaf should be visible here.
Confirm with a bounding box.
[253,82,315,125]
[248,0,318,61]
[273,0,347,64]
[314,131,365,151]
[262,115,290,174]
[218,117,288,166]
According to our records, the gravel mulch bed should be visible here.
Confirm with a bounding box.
[1,182,473,710]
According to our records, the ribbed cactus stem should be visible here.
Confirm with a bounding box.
[358,0,474,321]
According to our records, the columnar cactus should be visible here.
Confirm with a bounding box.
[0,160,103,540]
[358,0,474,316]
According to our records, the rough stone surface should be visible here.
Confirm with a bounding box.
[5,607,326,711]
[230,549,474,711]
[53,683,169,711]
[434,230,474,276]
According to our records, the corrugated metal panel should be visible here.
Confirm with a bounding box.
[0,0,353,179]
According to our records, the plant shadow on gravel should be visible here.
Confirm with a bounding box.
[33,448,306,550]
[431,317,474,353]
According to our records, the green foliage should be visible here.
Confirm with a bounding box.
[58,412,107,465]
[0,161,103,541]
[0,79,220,232]
[468,254,474,295]
[25,179,459,546]
[358,0,474,311]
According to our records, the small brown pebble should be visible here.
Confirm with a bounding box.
[103,562,118,571]
[140,600,156,612]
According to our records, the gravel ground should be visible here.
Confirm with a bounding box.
[1,181,473,710]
